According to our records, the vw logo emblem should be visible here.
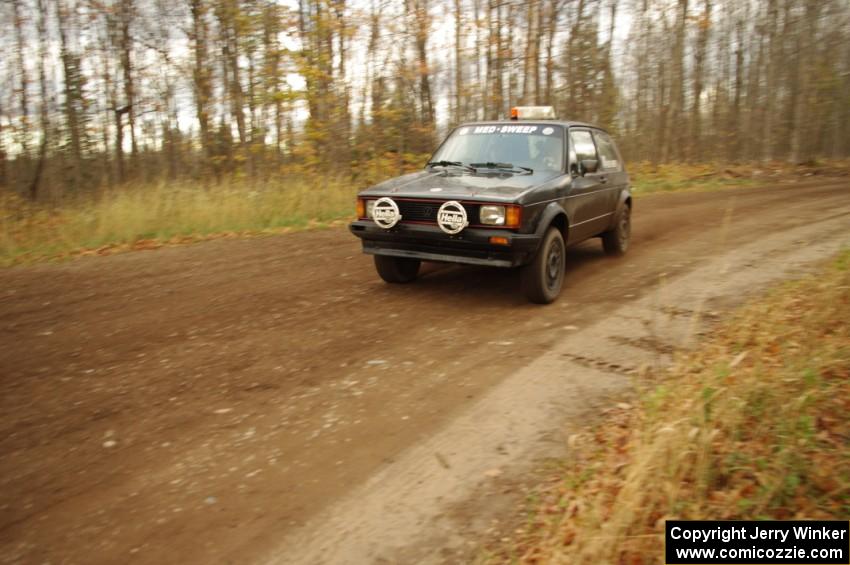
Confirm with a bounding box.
[372,197,402,229]
[437,201,468,235]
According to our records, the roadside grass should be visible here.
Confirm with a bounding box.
[629,162,759,195]
[629,159,849,195]
[1,160,847,266]
[488,249,850,563]
[0,176,358,266]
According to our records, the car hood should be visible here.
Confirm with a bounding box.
[359,170,560,201]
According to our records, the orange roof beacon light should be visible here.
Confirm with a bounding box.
[509,106,557,120]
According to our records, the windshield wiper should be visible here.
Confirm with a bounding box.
[426,160,475,172]
[470,162,533,174]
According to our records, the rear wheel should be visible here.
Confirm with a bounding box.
[602,203,631,256]
[373,255,421,283]
[521,227,565,304]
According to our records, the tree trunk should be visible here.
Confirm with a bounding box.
[487,0,503,119]
[118,0,137,160]
[663,0,688,163]
[474,0,486,119]
[727,12,744,163]
[521,0,537,104]
[31,0,52,200]
[454,0,464,123]
[189,0,213,166]
[543,0,558,105]
[0,96,6,188]
[789,0,819,164]
[506,2,516,111]
[761,0,777,162]
[691,0,711,162]
[99,15,113,187]
[566,0,585,117]
[410,0,434,126]
[56,0,84,191]
[13,0,30,157]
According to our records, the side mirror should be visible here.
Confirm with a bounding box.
[580,159,599,175]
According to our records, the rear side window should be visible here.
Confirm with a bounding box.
[593,131,622,171]
[569,130,597,162]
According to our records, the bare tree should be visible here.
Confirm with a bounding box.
[118,0,138,162]
[663,0,688,163]
[692,0,711,162]
[789,0,820,164]
[407,0,434,126]
[55,0,86,191]
[1,0,849,198]
[12,0,30,157]
[188,0,213,168]
[30,0,52,199]
[454,0,464,123]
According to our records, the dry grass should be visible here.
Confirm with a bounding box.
[629,162,758,195]
[629,159,850,195]
[492,249,850,564]
[0,176,358,266]
[2,160,848,266]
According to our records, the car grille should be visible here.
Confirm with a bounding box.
[396,199,481,225]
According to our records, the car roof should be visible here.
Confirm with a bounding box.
[455,119,607,132]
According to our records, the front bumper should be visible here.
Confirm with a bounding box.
[349,220,541,268]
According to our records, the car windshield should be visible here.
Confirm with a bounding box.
[430,124,564,173]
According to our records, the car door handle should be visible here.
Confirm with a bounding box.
[599,176,608,184]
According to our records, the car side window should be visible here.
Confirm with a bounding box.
[593,131,621,172]
[569,130,598,165]
[567,140,578,174]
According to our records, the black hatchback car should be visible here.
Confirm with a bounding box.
[349,106,631,303]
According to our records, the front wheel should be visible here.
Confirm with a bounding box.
[602,204,631,256]
[374,255,421,284]
[521,227,566,304]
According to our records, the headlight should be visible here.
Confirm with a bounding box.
[365,199,376,219]
[479,205,506,225]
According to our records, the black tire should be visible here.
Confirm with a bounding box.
[521,227,566,304]
[373,255,421,284]
[602,203,631,256]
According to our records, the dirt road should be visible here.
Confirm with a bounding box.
[1,180,848,564]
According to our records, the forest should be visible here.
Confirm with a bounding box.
[0,0,849,203]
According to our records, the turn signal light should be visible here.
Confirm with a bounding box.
[356,198,365,219]
[505,205,522,228]
[489,236,510,246]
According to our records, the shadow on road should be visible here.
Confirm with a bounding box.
[373,240,610,304]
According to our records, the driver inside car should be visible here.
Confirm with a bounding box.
[530,136,562,172]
